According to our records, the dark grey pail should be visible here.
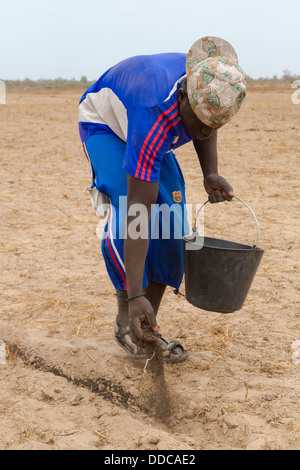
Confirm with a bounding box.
[183,197,264,313]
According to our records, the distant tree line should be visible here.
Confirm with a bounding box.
[3,76,94,90]
[247,69,300,83]
[2,71,300,90]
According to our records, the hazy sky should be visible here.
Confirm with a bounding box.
[1,0,299,81]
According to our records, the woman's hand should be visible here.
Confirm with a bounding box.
[204,173,234,203]
[128,296,158,344]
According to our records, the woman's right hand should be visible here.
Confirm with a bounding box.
[128,296,158,344]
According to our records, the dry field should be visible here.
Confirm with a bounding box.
[0,84,299,450]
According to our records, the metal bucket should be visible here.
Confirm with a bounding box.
[183,197,264,313]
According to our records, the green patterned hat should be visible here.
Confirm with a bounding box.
[186,36,247,128]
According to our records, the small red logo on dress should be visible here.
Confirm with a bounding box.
[172,191,182,203]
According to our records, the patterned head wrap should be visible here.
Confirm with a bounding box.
[186,36,247,128]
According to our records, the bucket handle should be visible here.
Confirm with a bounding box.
[192,196,260,248]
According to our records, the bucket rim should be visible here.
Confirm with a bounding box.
[183,234,264,252]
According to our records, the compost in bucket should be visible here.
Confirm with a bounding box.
[183,197,264,313]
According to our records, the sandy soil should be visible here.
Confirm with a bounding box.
[0,85,299,450]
